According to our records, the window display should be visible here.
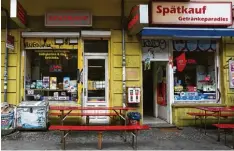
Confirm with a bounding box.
[24,50,78,102]
[173,40,217,102]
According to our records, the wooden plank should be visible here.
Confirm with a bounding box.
[49,125,150,131]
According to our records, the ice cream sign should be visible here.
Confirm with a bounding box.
[151,2,232,26]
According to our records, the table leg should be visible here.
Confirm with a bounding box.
[218,111,221,124]
[204,111,207,135]
[98,132,103,150]
[131,132,135,148]
[62,131,65,150]
[135,130,138,150]
[200,116,203,132]
[232,129,234,149]
[60,110,64,144]
[217,127,220,142]
[124,110,127,142]
[86,116,90,125]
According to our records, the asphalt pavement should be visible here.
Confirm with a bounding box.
[1,127,233,150]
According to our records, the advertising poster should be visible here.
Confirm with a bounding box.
[229,60,234,88]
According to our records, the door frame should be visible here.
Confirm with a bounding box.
[83,53,109,107]
[153,61,171,123]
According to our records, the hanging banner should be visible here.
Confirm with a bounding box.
[176,52,187,72]
[229,60,234,88]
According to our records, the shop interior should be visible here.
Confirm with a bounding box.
[143,62,169,124]
[24,49,78,102]
[173,51,216,102]
[86,59,106,103]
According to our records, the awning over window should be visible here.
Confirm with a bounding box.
[141,27,234,37]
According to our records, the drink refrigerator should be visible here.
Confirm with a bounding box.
[16,101,49,130]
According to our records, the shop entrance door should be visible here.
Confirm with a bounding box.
[83,54,109,124]
[153,62,168,121]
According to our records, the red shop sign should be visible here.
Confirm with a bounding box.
[10,0,27,28]
[45,11,92,27]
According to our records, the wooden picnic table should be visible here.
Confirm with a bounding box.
[49,105,135,125]
[49,105,137,148]
[196,106,234,134]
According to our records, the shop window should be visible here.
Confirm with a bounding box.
[84,40,108,53]
[24,49,78,102]
[173,40,217,102]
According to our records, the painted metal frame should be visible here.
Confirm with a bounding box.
[81,31,111,38]
[83,53,109,123]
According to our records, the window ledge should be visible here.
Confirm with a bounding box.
[172,103,226,108]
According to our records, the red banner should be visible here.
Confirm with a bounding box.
[176,52,187,72]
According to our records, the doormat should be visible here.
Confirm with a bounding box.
[159,127,181,132]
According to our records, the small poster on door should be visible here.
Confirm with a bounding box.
[229,60,234,88]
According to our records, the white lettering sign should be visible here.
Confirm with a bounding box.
[151,2,232,26]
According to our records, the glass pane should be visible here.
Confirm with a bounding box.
[84,40,108,53]
[87,59,105,102]
[25,50,78,102]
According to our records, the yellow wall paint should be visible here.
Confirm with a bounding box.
[1,30,21,105]
[110,30,142,114]
[77,38,84,105]
[221,37,234,105]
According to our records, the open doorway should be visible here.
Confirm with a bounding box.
[143,62,154,116]
[143,61,170,125]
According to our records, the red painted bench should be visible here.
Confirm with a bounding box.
[187,112,234,125]
[187,112,234,117]
[213,124,234,129]
[213,124,234,149]
[49,125,150,150]
[49,112,118,117]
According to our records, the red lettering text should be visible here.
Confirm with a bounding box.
[156,5,207,16]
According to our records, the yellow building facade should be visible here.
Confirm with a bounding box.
[1,0,234,127]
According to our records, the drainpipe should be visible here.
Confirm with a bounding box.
[2,7,10,103]
[121,0,126,105]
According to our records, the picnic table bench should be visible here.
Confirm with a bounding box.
[49,124,150,150]
[49,106,134,125]
[213,124,234,149]
[187,107,234,134]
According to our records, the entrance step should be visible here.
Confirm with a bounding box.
[147,123,176,128]
[143,116,176,128]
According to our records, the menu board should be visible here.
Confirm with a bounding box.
[229,60,234,88]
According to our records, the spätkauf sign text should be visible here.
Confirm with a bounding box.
[45,10,92,27]
[151,2,232,26]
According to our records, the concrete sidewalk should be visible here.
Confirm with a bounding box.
[1,127,233,150]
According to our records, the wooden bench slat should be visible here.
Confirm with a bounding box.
[49,113,118,116]
[187,112,234,117]
[213,124,234,129]
[49,125,150,131]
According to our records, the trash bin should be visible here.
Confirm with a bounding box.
[1,103,16,136]
[127,112,141,125]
